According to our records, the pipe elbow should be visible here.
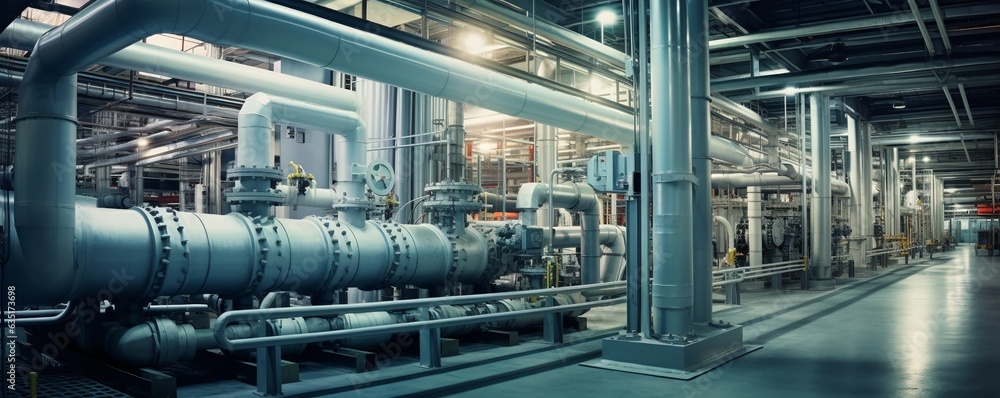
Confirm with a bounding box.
[567,182,599,214]
[516,183,547,210]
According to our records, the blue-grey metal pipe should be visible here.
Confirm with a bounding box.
[1,19,358,112]
[689,0,713,324]
[232,93,366,222]
[810,94,833,282]
[651,0,694,336]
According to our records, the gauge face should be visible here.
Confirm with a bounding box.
[770,219,786,246]
[366,159,395,196]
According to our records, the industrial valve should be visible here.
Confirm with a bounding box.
[286,161,315,196]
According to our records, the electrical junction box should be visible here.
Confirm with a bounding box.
[586,150,632,193]
[520,225,545,253]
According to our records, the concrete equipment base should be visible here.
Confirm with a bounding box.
[582,323,755,380]
[808,278,837,290]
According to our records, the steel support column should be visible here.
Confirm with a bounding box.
[689,0,713,323]
[651,0,694,337]
[809,94,834,288]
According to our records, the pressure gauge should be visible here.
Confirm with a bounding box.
[365,159,395,196]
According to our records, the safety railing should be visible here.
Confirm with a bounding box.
[213,281,625,396]
[712,259,805,287]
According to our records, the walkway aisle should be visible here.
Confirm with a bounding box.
[446,246,1000,398]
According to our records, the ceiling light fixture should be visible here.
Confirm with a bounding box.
[596,10,617,26]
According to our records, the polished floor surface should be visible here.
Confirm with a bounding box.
[179,245,1000,397]
[324,245,999,398]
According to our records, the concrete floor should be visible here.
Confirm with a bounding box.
[336,245,1000,397]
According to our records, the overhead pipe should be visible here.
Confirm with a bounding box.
[651,0,694,336]
[711,172,850,196]
[1,19,358,112]
[77,125,227,157]
[0,72,239,119]
[87,131,237,168]
[708,3,999,50]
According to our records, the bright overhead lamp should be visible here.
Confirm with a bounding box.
[596,10,617,26]
[891,99,907,109]
[923,156,930,163]
[463,33,485,51]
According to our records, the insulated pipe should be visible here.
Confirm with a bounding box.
[277,181,336,209]
[810,94,833,284]
[747,185,763,268]
[1,19,358,112]
[714,216,736,256]
[550,225,626,283]
[516,182,602,284]
[0,72,238,118]
[690,0,714,324]
[7,199,489,305]
[232,93,366,224]
[481,192,518,214]
[651,0,694,336]
[848,115,864,267]
[711,173,851,196]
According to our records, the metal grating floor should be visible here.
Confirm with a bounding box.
[11,358,130,398]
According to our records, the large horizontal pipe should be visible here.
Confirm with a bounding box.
[712,172,850,196]
[1,19,358,112]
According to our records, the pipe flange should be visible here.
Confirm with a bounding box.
[138,207,183,300]
[238,215,272,297]
[226,190,284,205]
[377,223,404,287]
[313,218,355,290]
[331,197,374,211]
[227,165,283,181]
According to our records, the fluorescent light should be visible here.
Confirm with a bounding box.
[597,10,617,26]
[923,156,930,163]
[780,87,798,96]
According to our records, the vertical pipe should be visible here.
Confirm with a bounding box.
[860,121,872,259]
[890,148,900,235]
[445,101,466,182]
[809,94,832,285]
[651,0,694,336]
[535,125,557,184]
[799,93,809,285]
[847,115,863,267]
[748,184,762,268]
[689,0,713,323]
